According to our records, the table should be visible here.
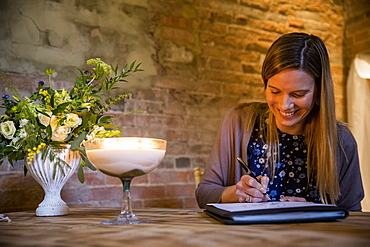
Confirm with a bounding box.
[0,207,369,246]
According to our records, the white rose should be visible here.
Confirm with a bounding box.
[64,113,82,128]
[51,126,71,142]
[49,115,59,131]
[38,112,59,131]
[0,121,16,139]
[38,112,52,127]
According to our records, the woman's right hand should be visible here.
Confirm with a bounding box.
[221,175,270,203]
[235,175,270,203]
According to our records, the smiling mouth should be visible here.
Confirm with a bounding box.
[279,110,298,117]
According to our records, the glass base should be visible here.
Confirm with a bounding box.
[101,215,152,225]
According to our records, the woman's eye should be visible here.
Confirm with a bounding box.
[270,90,280,94]
[292,93,305,98]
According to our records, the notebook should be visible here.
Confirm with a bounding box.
[204,202,348,225]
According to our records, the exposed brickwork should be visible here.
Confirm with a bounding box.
[1,0,367,212]
[342,0,370,119]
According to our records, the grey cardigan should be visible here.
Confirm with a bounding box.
[195,102,364,211]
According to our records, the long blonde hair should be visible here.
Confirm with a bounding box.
[261,33,339,204]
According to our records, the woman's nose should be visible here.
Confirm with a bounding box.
[279,95,294,110]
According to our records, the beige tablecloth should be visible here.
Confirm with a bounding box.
[0,207,369,246]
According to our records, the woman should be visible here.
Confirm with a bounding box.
[195,32,364,211]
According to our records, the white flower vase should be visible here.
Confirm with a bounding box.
[25,147,81,216]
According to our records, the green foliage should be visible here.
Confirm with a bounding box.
[0,58,143,182]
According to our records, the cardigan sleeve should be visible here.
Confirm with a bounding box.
[195,103,261,208]
[195,107,240,208]
[335,124,364,211]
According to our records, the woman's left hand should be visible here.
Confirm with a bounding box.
[279,196,309,202]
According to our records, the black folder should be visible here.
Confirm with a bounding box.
[204,202,349,225]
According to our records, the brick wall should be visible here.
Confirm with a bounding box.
[0,0,363,212]
[343,0,370,88]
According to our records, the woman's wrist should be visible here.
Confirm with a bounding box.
[221,185,239,203]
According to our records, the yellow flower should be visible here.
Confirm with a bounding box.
[44,69,56,76]
[39,89,49,96]
[86,58,112,77]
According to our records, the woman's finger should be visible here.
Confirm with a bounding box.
[279,196,308,202]
[258,176,270,190]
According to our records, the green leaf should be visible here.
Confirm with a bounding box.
[129,61,135,70]
[71,132,87,150]
[50,93,55,108]
[36,110,50,117]
[99,116,112,123]
[46,125,52,139]
[53,102,70,114]
[112,64,118,74]
[77,165,85,183]
[87,93,102,99]
[79,148,96,171]
[135,62,142,71]
[98,123,114,129]
[52,162,57,179]
[84,158,95,171]
[12,96,21,102]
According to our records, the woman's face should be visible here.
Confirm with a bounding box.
[265,69,318,135]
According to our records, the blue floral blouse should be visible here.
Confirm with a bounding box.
[246,123,321,203]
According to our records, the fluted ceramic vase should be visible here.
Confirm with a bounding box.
[25,146,81,216]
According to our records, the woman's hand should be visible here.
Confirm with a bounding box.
[279,196,309,202]
[220,175,270,203]
[234,175,270,203]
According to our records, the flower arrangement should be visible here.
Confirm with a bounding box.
[0,58,142,182]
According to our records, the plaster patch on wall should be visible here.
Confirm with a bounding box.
[164,42,194,63]
[0,0,156,91]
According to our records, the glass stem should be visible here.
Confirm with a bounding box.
[119,178,136,219]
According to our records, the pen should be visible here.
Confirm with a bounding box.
[236,157,271,201]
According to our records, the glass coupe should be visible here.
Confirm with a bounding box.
[85,137,167,225]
